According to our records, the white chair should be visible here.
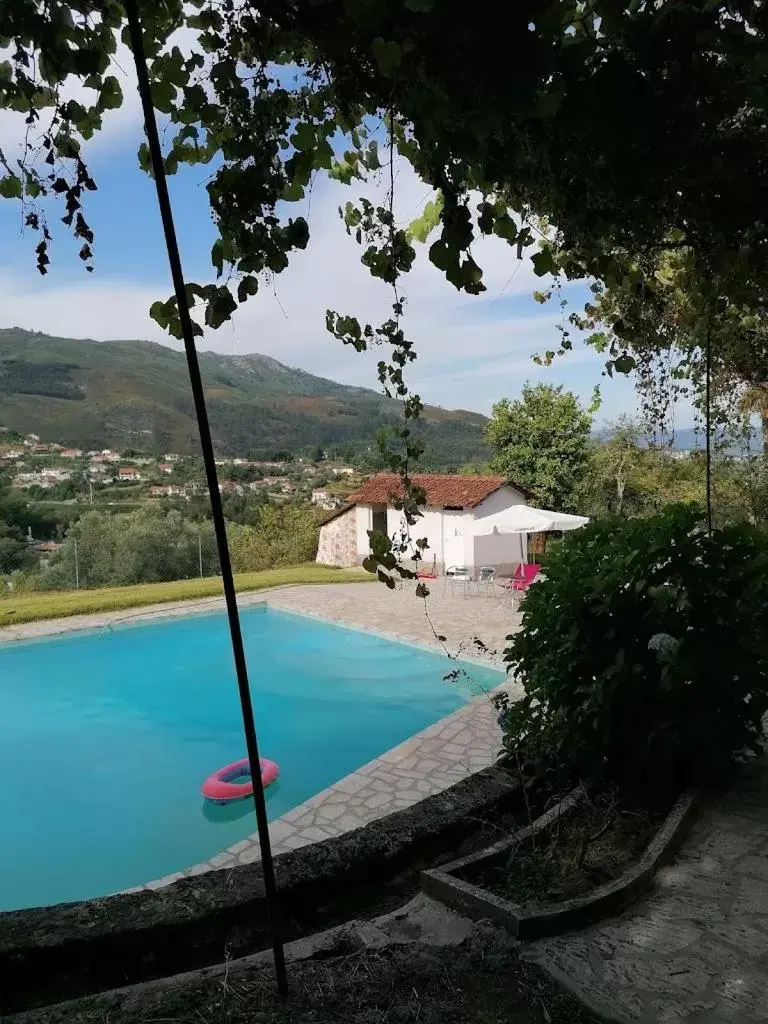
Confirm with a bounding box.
[476,566,496,598]
[443,566,472,598]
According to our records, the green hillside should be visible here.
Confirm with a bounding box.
[0,328,489,466]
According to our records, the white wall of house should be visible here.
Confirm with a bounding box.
[355,504,373,554]
[470,485,527,573]
[352,484,527,573]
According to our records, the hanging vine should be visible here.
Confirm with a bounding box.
[327,114,429,589]
[4,0,768,558]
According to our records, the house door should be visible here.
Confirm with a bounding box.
[442,510,466,570]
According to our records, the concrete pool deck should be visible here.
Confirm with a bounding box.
[0,579,523,890]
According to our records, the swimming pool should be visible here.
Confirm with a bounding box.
[0,606,503,911]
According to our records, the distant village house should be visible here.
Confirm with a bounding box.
[311,488,338,511]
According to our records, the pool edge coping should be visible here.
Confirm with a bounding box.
[134,593,511,894]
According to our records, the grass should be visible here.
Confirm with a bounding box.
[0,565,372,628]
[15,926,598,1024]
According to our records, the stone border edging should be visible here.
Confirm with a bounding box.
[0,763,523,1015]
[519,956,635,1024]
[421,789,698,940]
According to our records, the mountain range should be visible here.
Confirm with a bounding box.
[0,328,490,466]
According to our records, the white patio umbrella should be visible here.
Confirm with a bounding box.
[473,504,589,563]
[473,504,590,536]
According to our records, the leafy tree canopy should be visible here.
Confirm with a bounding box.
[6,0,768,579]
[484,383,592,510]
[3,1,768,331]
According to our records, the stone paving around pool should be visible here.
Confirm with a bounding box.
[12,579,520,892]
[154,583,522,887]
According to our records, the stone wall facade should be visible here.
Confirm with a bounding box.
[316,506,357,567]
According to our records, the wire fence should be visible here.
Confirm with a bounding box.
[0,529,223,593]
[0,509,320,594]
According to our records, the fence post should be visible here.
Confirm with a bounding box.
[198,530,203,579]
[74,537,80,590]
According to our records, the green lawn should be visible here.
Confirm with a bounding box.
[0,565,372,628]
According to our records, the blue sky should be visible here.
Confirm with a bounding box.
[0,48,649,428]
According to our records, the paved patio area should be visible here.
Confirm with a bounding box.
[270,580,522,667]
[0,579,522,660]
[525,760,768,1023]
[0,578,522,893]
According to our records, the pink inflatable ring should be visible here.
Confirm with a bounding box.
[202,757,279,803]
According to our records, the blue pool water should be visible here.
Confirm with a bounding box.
[0,607,503,911]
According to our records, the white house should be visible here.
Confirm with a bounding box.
[316,473,530,573]
[311,488,339,510]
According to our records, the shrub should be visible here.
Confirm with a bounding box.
[39,509,219,589]
[499,504,768,798]
[228,505,319,572]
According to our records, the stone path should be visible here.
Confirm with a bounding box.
[525,760,768,1023]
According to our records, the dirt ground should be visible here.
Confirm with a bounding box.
[12,924,597,1024]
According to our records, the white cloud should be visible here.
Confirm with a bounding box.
[0,144,633,418]
[0,25,201,165]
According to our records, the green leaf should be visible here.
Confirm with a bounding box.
[205,286,238,328]
[377,568,396,589]
[149,300,171,328]
[314,139,333,170]
[405,0,435,10]
[531,246,557,277]
[0,175,22,199]
[363,141,381,170]
[137,142,151,173]
[292,122,316,151]
[98,75,123,111]
[408,195,443,243]
[371,38,402,76]
[281,179,305,202]
[613,354,636,374]
[493,213,518,244]
[151,79,176,114]
[428,239,455,273]
[211,239,225,276]
[237,276,259,302]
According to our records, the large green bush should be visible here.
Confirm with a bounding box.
[228,505,319,573]
[500,505,768,797]
[38,509,220,589]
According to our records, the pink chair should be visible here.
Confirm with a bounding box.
[513,563,542,591]
[497,563,541,608]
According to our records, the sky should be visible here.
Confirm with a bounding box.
[0,40,649,428]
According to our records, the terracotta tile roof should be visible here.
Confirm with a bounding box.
[347,473,523,509]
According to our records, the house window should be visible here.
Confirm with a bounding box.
[371,506,387,536]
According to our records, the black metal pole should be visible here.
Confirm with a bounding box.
[705,314,713,535]
[124,0,287,995]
